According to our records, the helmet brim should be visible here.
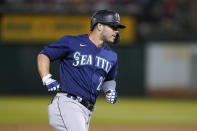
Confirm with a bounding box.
[101,22,126,29]
[116,24,126,29]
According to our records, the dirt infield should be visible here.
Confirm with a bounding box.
[0,124,197,131]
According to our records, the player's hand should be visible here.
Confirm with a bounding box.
[42,74,60,91]
[105,90,117,104]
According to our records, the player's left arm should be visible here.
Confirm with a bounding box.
[102,58,118,104]
[101,80,117,104]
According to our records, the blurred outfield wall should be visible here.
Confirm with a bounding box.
[145,42,197,97]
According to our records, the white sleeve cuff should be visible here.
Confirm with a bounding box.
[101,80,116,93]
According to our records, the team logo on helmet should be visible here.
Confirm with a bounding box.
[115,13,120,22]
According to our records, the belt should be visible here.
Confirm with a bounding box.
[58,92,95,112]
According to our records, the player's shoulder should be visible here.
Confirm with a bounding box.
[103,44,118,57]
[60,34,87,42]
[55,35,85,47]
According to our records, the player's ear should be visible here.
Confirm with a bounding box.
[97,23,104,31]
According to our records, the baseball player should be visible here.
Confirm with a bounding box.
[37,10,126,131]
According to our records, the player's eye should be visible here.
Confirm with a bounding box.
[108,25,118,31]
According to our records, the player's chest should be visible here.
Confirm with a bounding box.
[67,47,114,74]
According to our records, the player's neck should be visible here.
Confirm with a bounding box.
[89,32,104,48]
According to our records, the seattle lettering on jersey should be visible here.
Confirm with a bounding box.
[73,51,112,73]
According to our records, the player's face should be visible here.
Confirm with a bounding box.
[101,24,119,44]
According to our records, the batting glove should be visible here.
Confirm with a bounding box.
[105,90,117,104]
[42,74,60,91]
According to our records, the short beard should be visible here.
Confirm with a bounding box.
[100,33,114,44]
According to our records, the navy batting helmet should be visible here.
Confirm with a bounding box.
[90,10,126,31]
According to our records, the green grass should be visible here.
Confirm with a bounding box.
[0,96,197,125]
[92,97,197,125]
[0,96,51,124]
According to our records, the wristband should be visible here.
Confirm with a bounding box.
[42,74,52,85]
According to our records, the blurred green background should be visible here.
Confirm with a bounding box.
[0,0,197,130]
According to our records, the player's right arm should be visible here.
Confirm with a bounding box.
[37,53,60,91]
[37,54,50,78]
[37,35,71,91]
